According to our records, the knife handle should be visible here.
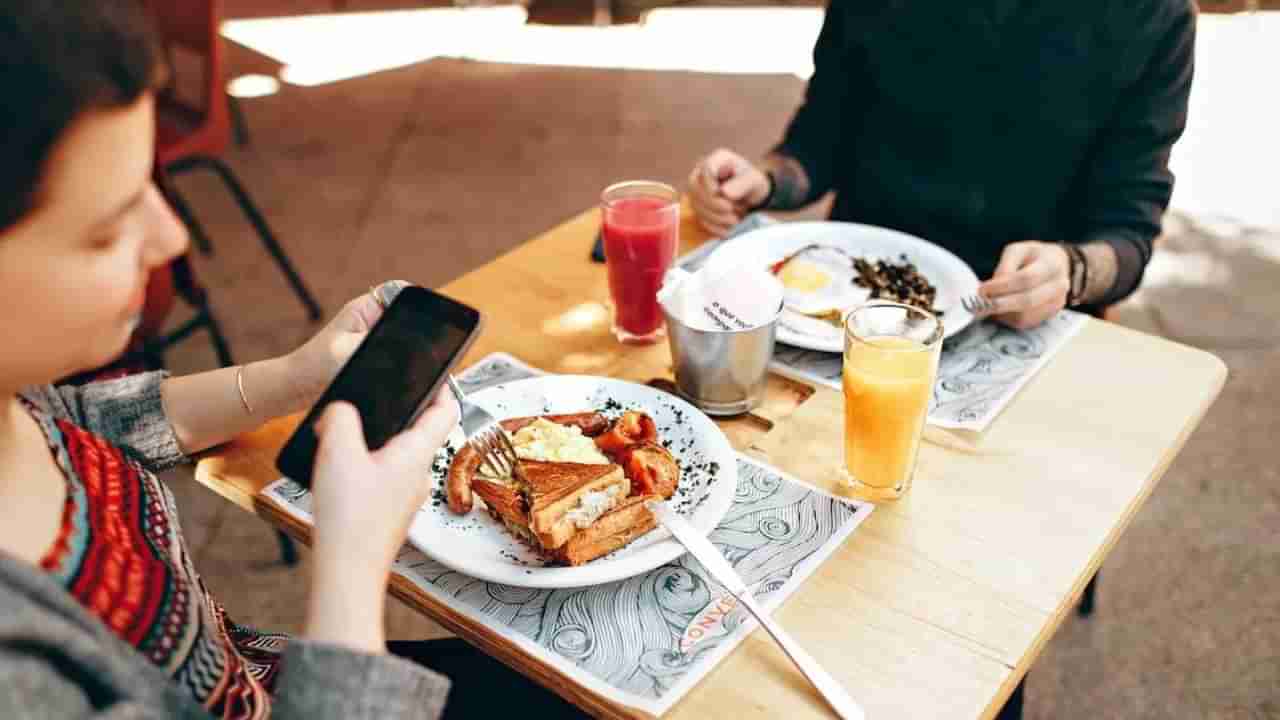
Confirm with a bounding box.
[736,593,865,720]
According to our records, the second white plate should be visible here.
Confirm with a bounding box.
[703,221,981,353]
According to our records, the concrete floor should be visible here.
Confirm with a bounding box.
[156,3,1278,717]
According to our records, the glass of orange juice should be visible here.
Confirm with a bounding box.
[842,301,943,501]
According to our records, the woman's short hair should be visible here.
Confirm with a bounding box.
[0,1,163,231]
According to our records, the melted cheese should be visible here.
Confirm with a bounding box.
[510,418,609,465]
[564,484,625,529]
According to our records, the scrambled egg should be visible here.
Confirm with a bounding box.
[510,418,609,465]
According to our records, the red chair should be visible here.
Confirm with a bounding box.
[145,0,321,322]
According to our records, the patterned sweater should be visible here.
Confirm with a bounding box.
[1,372,450,719]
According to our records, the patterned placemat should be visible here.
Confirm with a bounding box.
[680,214,1088,432]
[261,352,872,717]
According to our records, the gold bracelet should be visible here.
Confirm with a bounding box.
[236,364,254,415]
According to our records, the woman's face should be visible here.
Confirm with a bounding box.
[0,95,188,387]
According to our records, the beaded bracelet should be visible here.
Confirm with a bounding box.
[1061,243,1088,307]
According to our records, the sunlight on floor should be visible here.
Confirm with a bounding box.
[227,73,281,98]
[221,8,1280,227]
[220,6,820,86]
[1168,12,1280,226]
[1142,249,1228,289]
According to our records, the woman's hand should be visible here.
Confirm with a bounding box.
[304,390,459,653]
[286,281,410,410]
[978,241,1071,330]
[687,148,771,238]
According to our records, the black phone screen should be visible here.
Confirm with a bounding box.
[276,286,481,486]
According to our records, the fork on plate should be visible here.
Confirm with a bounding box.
[445,375,519,479]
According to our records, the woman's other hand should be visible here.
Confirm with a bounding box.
[287,280,411,409]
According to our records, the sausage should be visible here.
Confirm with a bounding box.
[446,412,610,514]
[618,442,680,499]
[499,413,609,437]
[594,411,658,456]
[446,442,481,514]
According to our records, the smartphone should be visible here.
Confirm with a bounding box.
[276,286,483,487]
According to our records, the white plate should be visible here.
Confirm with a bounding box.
[703,221,981,353]
[408,376,737,589]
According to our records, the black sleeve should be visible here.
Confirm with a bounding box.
[773,0,853,206]
[1076,2,1196,306]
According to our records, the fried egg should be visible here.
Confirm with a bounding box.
[774,245,870,319]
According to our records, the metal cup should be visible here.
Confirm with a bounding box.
[663,303,781,416]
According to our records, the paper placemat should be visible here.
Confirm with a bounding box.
[261,352,872,717]
[680,215,1088,432]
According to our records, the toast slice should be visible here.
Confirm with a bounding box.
[470,475,529,532]
[524,461,629,550]
[553,494,658,566]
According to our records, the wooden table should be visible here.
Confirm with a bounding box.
[197,202,1226,719]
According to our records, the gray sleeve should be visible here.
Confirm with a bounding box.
[24,372,186,471]
[0,652,197,720]
[272,641,451,720]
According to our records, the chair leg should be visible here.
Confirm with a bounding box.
[1078,571,1099,617]
[228,94,251,147]
[996,676,1026,720]
[276,529,300,566]
[160,173,214,256]
[169,155,323,321]
[200,305,236,369]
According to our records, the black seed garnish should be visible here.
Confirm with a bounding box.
[852,255,942,316]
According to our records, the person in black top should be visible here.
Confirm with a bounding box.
[689,0,1196,329]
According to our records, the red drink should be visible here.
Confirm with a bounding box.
[601,182,679,344]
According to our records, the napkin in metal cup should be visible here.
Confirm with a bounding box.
[659,264,783,416]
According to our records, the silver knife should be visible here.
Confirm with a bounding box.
[646,500,865,720]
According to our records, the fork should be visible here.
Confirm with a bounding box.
[445,375,519,479]
[961,292,997,317]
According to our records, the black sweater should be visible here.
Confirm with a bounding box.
[776,0,1196,305]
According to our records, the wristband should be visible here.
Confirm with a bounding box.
[753,170,777,211]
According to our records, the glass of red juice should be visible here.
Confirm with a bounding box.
[601,181,680,344]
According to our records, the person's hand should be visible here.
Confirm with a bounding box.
[978,241,1071,330]
[687,148,771,237]
[303,391,459,653]
[286,281,411,410]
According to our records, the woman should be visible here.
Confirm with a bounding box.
[0,3,581,718]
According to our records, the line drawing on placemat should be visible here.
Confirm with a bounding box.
[263,352,872,716]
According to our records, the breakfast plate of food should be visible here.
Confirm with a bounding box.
[407,376,737,588]
[701,221,981,353]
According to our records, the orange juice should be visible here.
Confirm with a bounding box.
[842,335,939,498]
